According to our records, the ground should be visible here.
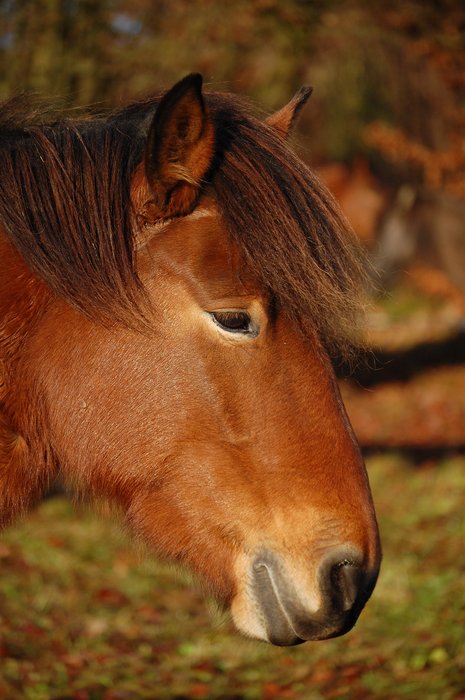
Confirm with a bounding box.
[0,452,464,699]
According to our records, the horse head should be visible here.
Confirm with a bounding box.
[0,75,380,645]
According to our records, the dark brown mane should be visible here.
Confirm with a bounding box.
[0,91,365,356]
[206,94,366,358]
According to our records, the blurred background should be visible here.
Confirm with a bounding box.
[0,1,464,698]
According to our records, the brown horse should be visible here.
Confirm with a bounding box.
[0,75,380,646]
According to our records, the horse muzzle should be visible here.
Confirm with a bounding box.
[231,547,380,646]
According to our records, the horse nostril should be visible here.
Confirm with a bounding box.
[330,558,362,611]
[319,547,365,613]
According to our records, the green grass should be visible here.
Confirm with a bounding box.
[376,288,439,323]
[1,454,464,699]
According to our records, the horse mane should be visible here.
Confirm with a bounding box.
[206,94,367,359]
[0,91,366,357]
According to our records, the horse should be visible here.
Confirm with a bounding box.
[0,74,381,646]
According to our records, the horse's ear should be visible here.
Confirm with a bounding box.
[142,73,215,220]
[266,86,313,139]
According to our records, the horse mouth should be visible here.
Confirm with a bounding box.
[252,561,306,646]
[251,559,350,646]
[232,548,378,646]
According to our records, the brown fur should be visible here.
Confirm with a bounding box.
[0,84,365,356]
[0,77,380,641]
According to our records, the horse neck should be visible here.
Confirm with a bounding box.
[0,230,55,528]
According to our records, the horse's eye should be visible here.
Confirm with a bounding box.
[210,310,258,336]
